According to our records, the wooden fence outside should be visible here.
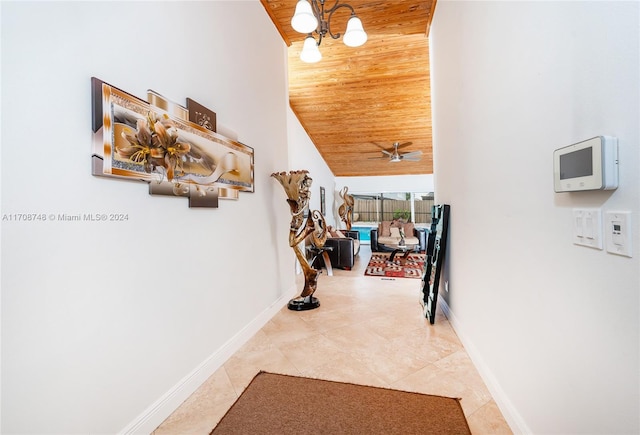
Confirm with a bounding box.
[353,198,434,224]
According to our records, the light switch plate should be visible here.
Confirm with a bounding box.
[605,211,632,257]
[573,208,603,249]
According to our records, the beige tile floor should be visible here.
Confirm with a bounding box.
[154,245,512,434]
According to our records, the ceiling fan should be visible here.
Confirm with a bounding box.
[368,141,422,163]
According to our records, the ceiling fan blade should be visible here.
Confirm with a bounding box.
[371,141,390,150]
[401,156,422,162]
[395,141,413,149]
[401,150,422,158]
[370,142,394,155]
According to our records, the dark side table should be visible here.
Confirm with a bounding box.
[380,242,419,262]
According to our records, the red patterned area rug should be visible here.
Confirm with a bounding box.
[364,252,426,279]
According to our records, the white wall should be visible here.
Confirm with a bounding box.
[336,175,434,195]
[287,108,337,227]
[1,2,295,433]
[431,2,639,434]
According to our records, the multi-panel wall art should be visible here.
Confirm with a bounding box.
[91,77,254,208]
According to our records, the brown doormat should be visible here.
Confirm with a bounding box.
[211,372,471,434]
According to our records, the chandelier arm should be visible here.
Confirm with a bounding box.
[296,0,364,60]
[326,3,356,40]
[310,0,324,31]
[319,0,341,15]
[307,0,328,45]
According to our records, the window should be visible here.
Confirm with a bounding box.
[413,192,434,224]
[352,192,434,225]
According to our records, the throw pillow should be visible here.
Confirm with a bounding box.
[335,230,346,238]
[403,222,415,237]
[389,227,401,238]
[380,221,391,237]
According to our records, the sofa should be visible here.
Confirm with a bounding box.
[312,228,360,270]
[370,220,427,252]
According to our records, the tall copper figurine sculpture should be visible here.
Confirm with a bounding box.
[338,186,355,230]
[272,170,328,311]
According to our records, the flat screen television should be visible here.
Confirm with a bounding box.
[553,136,618,192]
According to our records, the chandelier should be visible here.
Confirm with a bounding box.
[291,0,368,63]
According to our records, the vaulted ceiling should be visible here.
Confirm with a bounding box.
[260,0,437,177]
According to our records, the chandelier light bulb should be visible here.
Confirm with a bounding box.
[300,35,322,63]
[291,0,318,34]
[343,16,367,47]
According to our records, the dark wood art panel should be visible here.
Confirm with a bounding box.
[186,98,217,133]
[421,204,450,324]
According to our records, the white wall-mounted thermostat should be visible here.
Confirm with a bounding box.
[553,136,618,192]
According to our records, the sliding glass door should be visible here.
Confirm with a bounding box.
[352,191,433,225]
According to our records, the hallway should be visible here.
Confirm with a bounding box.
[155,245,512,434]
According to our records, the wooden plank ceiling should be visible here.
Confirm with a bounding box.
[260,0,436,177]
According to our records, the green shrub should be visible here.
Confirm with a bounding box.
[393,209,410,221]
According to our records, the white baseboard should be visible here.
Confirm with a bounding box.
[439,299,531,435]
[119,284,298,435]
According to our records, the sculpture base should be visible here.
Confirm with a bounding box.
[288,296,320,311]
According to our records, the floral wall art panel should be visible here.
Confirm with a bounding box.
[91,77,254,208]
